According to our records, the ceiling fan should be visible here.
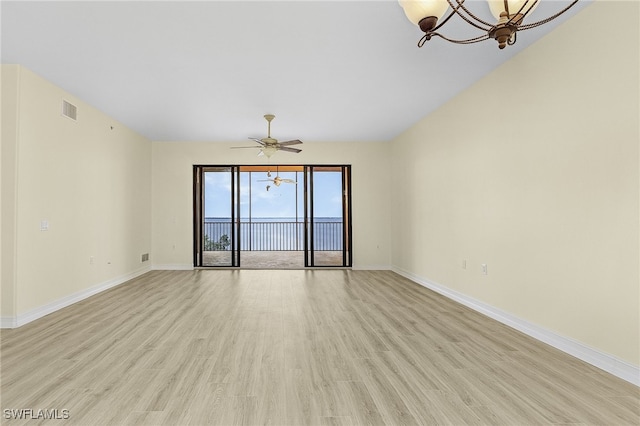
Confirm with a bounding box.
[232,114,302,157]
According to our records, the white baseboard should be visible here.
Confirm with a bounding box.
[1,316,17,328]
[1,265,151,329]
[151,263,194,271]
[392,266,640,387]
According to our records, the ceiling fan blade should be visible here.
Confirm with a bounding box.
[257,179,274,182]
[231,146,262,149]
[281,179,297,184]
[278,139,303,146]
[278,146,302,153]
[249,137,266,146]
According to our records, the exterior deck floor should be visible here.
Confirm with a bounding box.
[202,250,345,268]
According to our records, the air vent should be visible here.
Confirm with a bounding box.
[62,100,77,120]
[141,253,149,262]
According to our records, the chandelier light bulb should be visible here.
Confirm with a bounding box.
[487,0,540,20]
[399,0,449,27]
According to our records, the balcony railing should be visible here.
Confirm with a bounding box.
[203,220,343,251]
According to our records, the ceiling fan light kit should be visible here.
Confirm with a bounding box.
[399,0,579,49]
[231,114,303,158]
[260,146,279,158]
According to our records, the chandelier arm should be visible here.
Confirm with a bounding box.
[431,7,461,32]
[431,1,489,32]
[503,0,540,27]
[503,0,510,16]
[430,32,491,44]
[517,0,579,30]
[448,0,495,29]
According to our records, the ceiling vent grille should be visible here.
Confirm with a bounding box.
[62,100,77,120]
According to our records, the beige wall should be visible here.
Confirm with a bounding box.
[1,65,21,318]
[1,65,152,317]
[152,141,391,269]
[391,1,639,366]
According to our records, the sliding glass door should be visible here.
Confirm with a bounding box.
[194,164,351,268]
[305,166,352,267]
[193,166,240,267]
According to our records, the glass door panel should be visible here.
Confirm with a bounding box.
[312,167,343,266]
[241,166,304,268]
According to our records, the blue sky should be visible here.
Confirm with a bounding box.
[204,170,343,218]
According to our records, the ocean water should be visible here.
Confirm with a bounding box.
[203,217,343,251]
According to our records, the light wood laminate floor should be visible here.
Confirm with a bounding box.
[1,270,638,425]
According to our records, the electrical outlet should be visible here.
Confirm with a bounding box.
[481,264,488,275]
[462,259,467,269]
[89,256,94,265]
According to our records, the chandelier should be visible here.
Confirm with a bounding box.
[399,0,579,49]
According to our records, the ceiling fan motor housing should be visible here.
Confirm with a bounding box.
[231,114,302,155]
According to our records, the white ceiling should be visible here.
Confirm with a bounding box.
[1,0,587,143]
